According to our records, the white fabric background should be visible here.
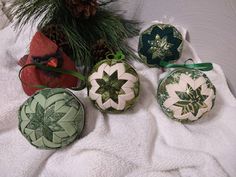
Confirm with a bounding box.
[0,2,236,177]
[0,0,10,29]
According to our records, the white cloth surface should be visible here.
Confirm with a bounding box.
[0,0,13,30]
[0,1,9,29]
[0,21,236,177]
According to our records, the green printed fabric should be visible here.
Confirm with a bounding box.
[18,88,85,149]
[88,59,140,113]
[157,68,216,123]
[138,23,183,67]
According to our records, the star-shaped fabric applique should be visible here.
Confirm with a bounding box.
[148,35,174,60]
[174,84,208,116]
[26,103,65,142]
[163,73,215,121]
[89,62,138,111]
[95,71,127,104]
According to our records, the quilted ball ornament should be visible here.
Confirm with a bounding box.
[88,59,140,113]
[157,68,216,123]
[18,88,85,149]
[138,23,183,67]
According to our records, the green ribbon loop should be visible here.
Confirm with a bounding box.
[159,59,213,71]
[34,64,86,81]
[106,51,125,61]
[19,63,86,90]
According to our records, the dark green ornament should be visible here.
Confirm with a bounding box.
[138,24,183,67]
[18,88,85,149]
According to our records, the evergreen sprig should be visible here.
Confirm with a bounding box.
[8,0,60,29]
[9,0,140,72]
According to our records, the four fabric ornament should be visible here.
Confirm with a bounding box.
[17,21,217,149]
[18,88,85,149]
[10,0,216,149]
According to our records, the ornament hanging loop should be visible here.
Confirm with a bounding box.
[19,63,86,90]
[106,51,125,61]
[159,59,213,71]
[184,58,195,65]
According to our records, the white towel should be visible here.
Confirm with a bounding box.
[0,22,236,177]
[0,0,15,30]
[0,0,9,30]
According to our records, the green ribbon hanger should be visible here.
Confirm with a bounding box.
[108,51,213,72]
[159,59,213,71]
[19,63,86,90]
[19,51,125,90]
[107,51,213,72]
[19,51,212,92]
[106,51,125,61]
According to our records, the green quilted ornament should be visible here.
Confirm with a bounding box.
[138,23,183,67]
[157,68,216,123]
[18,88,85,149]
[87,58,140,113]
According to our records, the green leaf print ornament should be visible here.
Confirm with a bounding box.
[18,88,85,149]
[87,57,140,113]
[157,68,216,123]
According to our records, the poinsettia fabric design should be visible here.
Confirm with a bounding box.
[157,68,216,123]
[138,24,183,67]
[148,35,174,60]
[88,60,139,113]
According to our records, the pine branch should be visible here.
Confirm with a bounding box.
[98,0,118,6]
[8,0,60,29]
[9,0,141,73]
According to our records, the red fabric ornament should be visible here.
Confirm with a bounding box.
[20,32,78,96]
